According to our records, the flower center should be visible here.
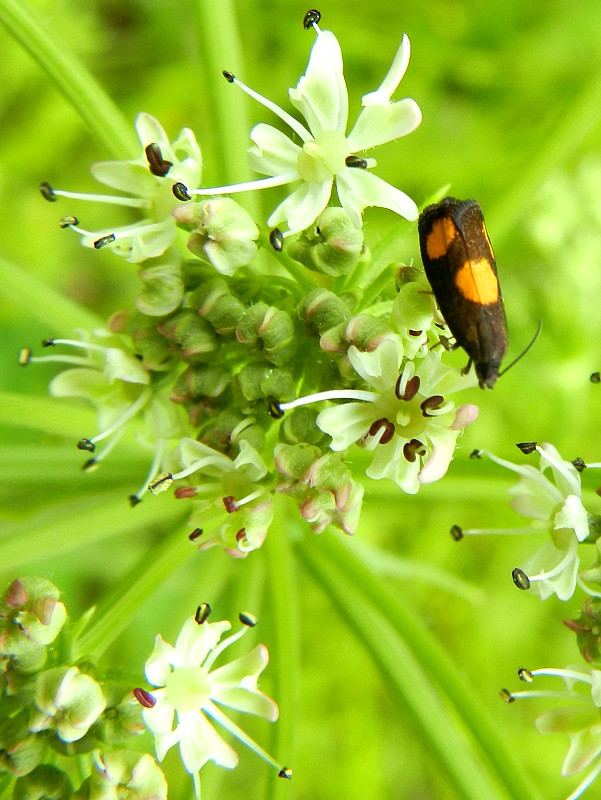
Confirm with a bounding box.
[297,130,349,183]
[164,667,210,711]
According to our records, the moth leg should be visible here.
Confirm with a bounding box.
[461,357,473,376]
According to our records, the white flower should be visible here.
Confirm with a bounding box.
[42,113,201,262]
[280,338,478,494]
[141,615,279,797]
[178,17,420,236]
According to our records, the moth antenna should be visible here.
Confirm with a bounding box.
[497,319,542,378]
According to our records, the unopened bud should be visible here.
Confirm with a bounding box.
[288,207,364,276]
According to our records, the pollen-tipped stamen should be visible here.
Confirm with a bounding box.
[203,699,283,772]
[40,183,151,208]
[279,388,378,411]
[83,388,152,449]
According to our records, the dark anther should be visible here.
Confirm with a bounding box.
[129,495,142,507]
[59,216,79,228]
[77,438,96,453]
[174,486,198,499]
[345,155,368,169]
[450,525,464,541]
[403,438,426,463]
[278,767,293,780]
[572,457,586,473]
[368,417,395,445]
[409,330,423,337]
[303,9,321,28]
[591,372,601,384]
[269,228,284,251]
[18,348,31,366]
[395,374,420,401]
[195,603,211,624]
[236,528,247,543]
[239,611,257,627]
[148,473,173,492]
[469,449,482,459]
[39,182,56,201]
[145,143,173,177]
[512,568,530,591]
[268,399,284,419]
[133,688,156,708]
[172,182,192,201]
[189,528,203,541]
[42,339,56,347]
[516,442,537,454]
[82,458,98,471]
[517,667,534,683]
[223,496,239,513]
[420,395,444,416]
[222,70,235,83]
[94,233,116,250]
[499,689,514,703]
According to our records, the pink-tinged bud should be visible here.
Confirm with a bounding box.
[5,580,28,608]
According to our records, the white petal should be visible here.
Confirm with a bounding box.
[317,402,374,450]
[135,112,170,148]
[336,168,418,227]
[289,30,347,134]
[362,35,411,106]
[538,442,582,498]
[175,617,231,666]
[104,348,150,384]
[347,99,422,152]
[267,179,332,232]
[555,494,590,542]
[90,161,156,195]
[247,123,301,177]
[418,431,458,484]
[145,636,177,686]
[366,438,420,493]
[178,710,238,771]
[347,339,402,390]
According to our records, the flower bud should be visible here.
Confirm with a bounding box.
[30,666,106,743]
[564,597,601,662]
[344,315,392,351]
[136,251,184,316]
[391,275,435,333]
[0,713,43,776]
[158,309,218,363]
[233,364,296,407]
[174,197,259,275]
[301,288,349,335]
[86,751,167,800]
[13,764,72,800]
[130,324,174,371]
[305,453,353,508]
[171,364,230,402]
[236,303,296,366]
[394,264,423,288]
[288,207,364,276]
[190,277,246,334]
[274,443,323,480]
[279,407,328,446]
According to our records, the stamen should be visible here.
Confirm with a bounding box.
[223,489,264,514]
[470,449,482,459]
[591,372,600,384]
[77,439,96,453]
[395,374,420,401]
[516,441,537,454]
[59,216,79,228]
[512,568,531,590]
[40,181,57,201]
[420,395,449,417]
[223,496,238,513]
[40,184,150,209]
[129,495,142,507]
[303,9,321,29]
[517,667,534,683]
[18,348,31,366]
[239,612,257,627]
[174,172,301,200]
[174,486,198,499]
[189,528,203,541]
[450,525,463,541]
[236,528,248,544]
[202,699,283,771]
[572,457,586,472]
[403,438,426,462]
[145,143,173,177]
[85,388,152,447]
[345,155,368,169]
[279,388,378,411]
[148,472,174,494]
[270,228,284,251]
[455,525,538,537]
[94,234,117,250]
[195,603,212,624]
[172,182,192,201]
[499,689,514,703]
[133,688,156,708]
[368,418,395,445]
[279,767,293,780]
[268,400,285,419]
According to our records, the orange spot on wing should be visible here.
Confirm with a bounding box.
[426,216,457,259]
[455,258,499,304]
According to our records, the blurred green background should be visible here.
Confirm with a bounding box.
[2,0,601,798]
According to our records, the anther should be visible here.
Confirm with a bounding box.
[18,347,31,366]
[145,143,173,177]
[129,495,142,507]
[189,528,203,541]
[450,525,464,541]
[517,667,534,683]
[303,9,321,28]
[222,70,235,83]
[420,395,444,416]
[39,182,57,202]
[572,457,586,473]
[94,233,116,250]
[223,496,239,513]
[133,688,156,708]
[591,372,600,384]
[345,155,368,169]
[278,767,293,780]
[148,473,174,494]
[395,374,420,401]
[402,438,426,463]
[499,689,514,703]
[195,603,211,624]
[269,228,284,251]
[512,568,530,590]
[239,611,257,627]
[42,339,56,347]
[172,182,192,201]
[268,399,284,419]
[469,449,482,459]
[77,439,96,453]
[409,330,422,337]
[174,486,198,499]
[516,442,537,455]
[82,458,98,471]
[59,216,79,228]
[368,417,395,445]
[236,528,248,544]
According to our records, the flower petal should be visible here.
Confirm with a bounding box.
[135,112,170,148]
[317,402,374,450]
[336,168,418,226]
[174,617,231,667]
[267,178,332,232]
[289,30,347,134]
[178,710,238,771]
[361,34,411,106]
[418,430,458,484]
[347,98,422,152]
[555,494,590,542]
[247,123,302,177]
[90,161,156,196]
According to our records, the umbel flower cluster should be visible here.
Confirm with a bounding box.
[28,10,480,558]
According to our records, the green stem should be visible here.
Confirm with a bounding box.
[0,256,103,332]
[297,533,541,800]
[258,231,316,291]
[0,0,136,158]
[73,517,193,660]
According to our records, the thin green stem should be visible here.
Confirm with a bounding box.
[0,0,136,158]
[297,532,541,800]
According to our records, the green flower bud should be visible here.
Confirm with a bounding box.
[288,207,364,276]
[30,666,106,743]
[274,443,323,480]
[233,422,266,453]
[13,764,72,800]
[234,364,295,404]
[392,275,435,332]
[190,277,246,334]
[87,751,167,800]
[344,314,391,351]
[0,713,43,776]
[319,321,347,353]
[564,597,601,663]
[279,407,328,446]
[236,303,296,366]
[130,325,174,372]
[301,288,349,335]
[158,309,218,363]
[174,197,259,275]
[394,264,423,288]
[305,453,352,506]
[136,250,184,317]
[171,365,229,402]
